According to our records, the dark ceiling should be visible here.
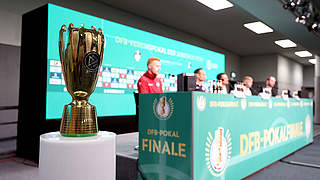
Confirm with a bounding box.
[96,0,320,65]
[1,0,320,65]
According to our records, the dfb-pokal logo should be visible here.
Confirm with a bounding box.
[153,96,174,120]
[205,127,232,177]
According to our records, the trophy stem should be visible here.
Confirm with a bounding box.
[60,100,98,137]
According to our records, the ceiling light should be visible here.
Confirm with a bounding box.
[196,0,234,11]
[243,21,274,34]
[311,22,320,31]
[309,58,316,64]
[274,39,297,48]
[295,50,312,57]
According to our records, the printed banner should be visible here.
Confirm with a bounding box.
[193,92,313,179]
[139,92,313,180]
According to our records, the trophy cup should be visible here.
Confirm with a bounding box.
[58,23,105,137]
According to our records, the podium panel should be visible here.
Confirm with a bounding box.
[138,92,313,179]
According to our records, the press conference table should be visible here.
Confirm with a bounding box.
[138,92,313,180]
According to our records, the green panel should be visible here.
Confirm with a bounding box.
[192,93,313,180]
[139,92,193,180]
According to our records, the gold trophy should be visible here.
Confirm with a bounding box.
[58,24,105,137]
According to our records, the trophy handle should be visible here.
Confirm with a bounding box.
[58,25,67,63]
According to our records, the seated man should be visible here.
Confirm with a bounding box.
[243,76,254,96]
[138,57,163,94]
[259,76,278,97]
[194,68,208,92]
[217,72,232,94]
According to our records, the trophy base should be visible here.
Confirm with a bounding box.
[60,133,98,137]
[60,100,98,137]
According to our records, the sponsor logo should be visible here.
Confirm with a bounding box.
[269,100,273,109]
[241,99,247,110]
[206,60,218,70]
[188,62,192,69]
[197,96,206,111]
[50,72,61,79]
[305,114,311,139]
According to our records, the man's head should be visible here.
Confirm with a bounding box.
[194,68,206,83]
[266,76,276,88]
[217,73,229,86]
[243,76,253,88]
[147,57,161,75]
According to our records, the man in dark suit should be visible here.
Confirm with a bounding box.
[258,76,278,97]
[194,68,208,92]
[217,72,233,94]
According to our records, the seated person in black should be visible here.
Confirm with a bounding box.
[194,68,208,92]
[258,76,278,97]
[217,72,233,94]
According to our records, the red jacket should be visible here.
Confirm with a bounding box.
[138,71,163,93]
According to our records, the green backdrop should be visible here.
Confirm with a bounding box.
[46,4,225,119]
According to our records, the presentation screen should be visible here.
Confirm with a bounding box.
[46,4,225,119]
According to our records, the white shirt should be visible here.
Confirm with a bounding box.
[244,87,252,96]
[196,82,208,92]
[264,87,272,95]
[221,85,228,94]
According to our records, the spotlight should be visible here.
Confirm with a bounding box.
[296,0,310,6]
[283,0,320,34]
[295,16,306,24]
[291,1,297,6]
[311,22,320,31]
[283,0,298,10]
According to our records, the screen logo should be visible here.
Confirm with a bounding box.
[134,50,141,62]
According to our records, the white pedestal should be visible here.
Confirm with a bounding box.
[39,131,116,180]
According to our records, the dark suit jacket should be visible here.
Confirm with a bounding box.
[250,88,259,96]
[226,84,234,94]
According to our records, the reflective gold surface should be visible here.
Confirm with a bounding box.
[58,24,104,137]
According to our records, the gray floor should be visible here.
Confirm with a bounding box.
[0,125,320,180]
[0,161,38,180]
[0,138,15,156]
[246,135,320,180]
[246,161,320,180]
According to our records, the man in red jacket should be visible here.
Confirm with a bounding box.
[138,57,164,93]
